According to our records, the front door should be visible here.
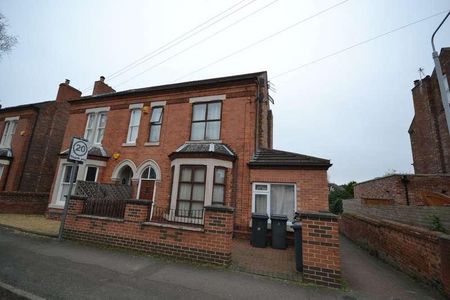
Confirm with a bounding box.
[139,180,155,200]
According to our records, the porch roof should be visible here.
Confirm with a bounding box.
[248,148,331,170]
[60,146,110,160]
[169,143,236,161]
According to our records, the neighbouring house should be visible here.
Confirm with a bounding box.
[354,48,450,205]
[0,80,81,214]
[47,72,341,287]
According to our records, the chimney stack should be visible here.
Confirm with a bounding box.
[56,79,82,102]
[92,76,115,95]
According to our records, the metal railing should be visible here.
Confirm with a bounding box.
[82,198,126,219]
[150,206,204,226]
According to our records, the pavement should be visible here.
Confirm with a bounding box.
[0,226,446,300]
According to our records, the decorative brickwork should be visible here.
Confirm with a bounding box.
[300,212,341,288]
[63,197,235,265]
[341,212,450,298]
[0,192,49,214]
[354,174,450,205]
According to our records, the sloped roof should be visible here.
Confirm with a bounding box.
[169,143,235,161]
[248,148,331,169]
[60,146,110,159]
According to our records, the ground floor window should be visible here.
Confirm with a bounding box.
[84,166,98,182]
[252,183,296,222]
[177,165,206,217]
[138,165,157,201]
[0,164,4,179]
[57,164,79,205]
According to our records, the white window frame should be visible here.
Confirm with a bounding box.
[251,182,297,225]
[84,108,109,146]
[1,117,19,148]
[126,108,142,144]
[444,74,450,104]
[84,165,99,182]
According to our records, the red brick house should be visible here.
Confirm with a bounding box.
[47,72,331,233]
[0,80,81,214]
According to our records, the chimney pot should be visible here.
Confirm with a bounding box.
[100,76,105,82]
[414,80,420,87]
[65,79,70,85]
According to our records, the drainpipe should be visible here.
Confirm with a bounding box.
[431,11,450,136]
[401,175,410,206]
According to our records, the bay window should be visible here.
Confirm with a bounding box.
[252,183,296,222]
[190,102,221,141]
[177,165,206,217]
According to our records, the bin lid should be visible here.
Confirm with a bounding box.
[270,214,288,221]
[252,213,269,220]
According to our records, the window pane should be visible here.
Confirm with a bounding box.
[255,194,267,214]
[255,184,268,191]
[141,167,149,179]
[63,165,78,183]
[149,167,156,179]
[270,184,295,221]
[130,109,141,126]
[95,128,104,144]
[191,202,203,213]
[192,184,205,201]
[87,114,95,128]
[192,104,206,121]
[151,107,163,123]
[180,167,192,181]
[193,168,205,182]
[205,121,220,140]
[85,167,97,182]
[191,122,205,140]
[178,183,191,200]
[128,126,138,142]
[149,125,161,142]
[207,102,221,120]
[98,113,107,128]
[214,168,225,184]
[212,186,224,204]
[178,201,190,216]
[85,128,93,143]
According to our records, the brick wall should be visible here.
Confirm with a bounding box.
[409,48,450,174]
[63,197,235,265]
[300,212,341,288]
[341,212,450,297]
[354,174,450,205]
[0,192,50,214]
[343,199,450,232]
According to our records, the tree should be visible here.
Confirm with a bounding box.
[328,181,356,214]
[0,13,17,57]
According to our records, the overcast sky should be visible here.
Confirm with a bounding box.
[1,0,449,184]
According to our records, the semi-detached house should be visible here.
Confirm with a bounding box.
[47,71,332,237]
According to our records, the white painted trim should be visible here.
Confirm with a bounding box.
[169,158,232,210]
[85,107,110,114]
[122,142,137,147]
[4,116,19,121]
[129,103,144,109]
[151,101,167,107]
[0,159,10,165]
[189,95,226,103]
[144,142,160,146]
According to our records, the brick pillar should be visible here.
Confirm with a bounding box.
[67,195,86,215]
[204,206,235,265]
[440,235,450,298]
[300,211,341,288]
[131,179,139,199]
[124,199,152,222]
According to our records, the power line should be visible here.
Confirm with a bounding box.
[115,0,280,88]
[82,0,255,93]
[271,9,450,80]
[173,0,350,82]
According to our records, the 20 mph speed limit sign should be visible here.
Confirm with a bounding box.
[68,137,89,163]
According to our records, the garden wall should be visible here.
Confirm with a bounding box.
[63,196,235,265]
[0,192,49,214]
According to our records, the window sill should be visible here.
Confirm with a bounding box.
[122,142,137,147]
[48,204,64,209]
[144,142,160,147]
[186,140,222,144]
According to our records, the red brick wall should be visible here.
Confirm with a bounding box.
[409,48,450,174]
[341,213,450,297]
[63,197,235,265]
[0,192,49,214]
[354,174,450,205]
[301,212,341,288]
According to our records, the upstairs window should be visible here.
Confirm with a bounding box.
[444,75,450,103]
[127,109,142,143]
[190,102,221,141]
[84,112,108,145]
[149,107,163,142]
[0,119,17,148]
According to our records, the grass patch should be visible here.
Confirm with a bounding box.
[0,214,59,236]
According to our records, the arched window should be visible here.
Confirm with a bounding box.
[141,166,157,180]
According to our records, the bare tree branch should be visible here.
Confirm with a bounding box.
[0,13,18,57]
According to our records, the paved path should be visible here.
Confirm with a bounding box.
[0,227,445,299]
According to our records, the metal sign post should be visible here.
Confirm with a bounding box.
[58,137,89,241]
